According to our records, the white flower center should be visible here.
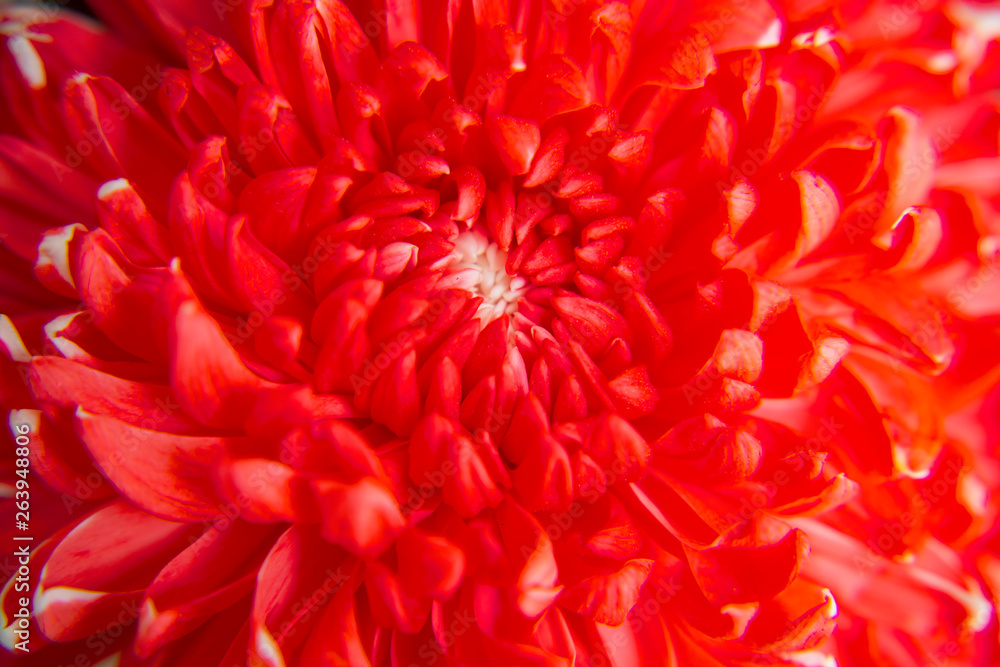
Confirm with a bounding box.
[450,230,528,323]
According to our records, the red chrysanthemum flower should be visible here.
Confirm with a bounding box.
[1,0,999,665]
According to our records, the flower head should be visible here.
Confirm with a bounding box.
[1,0,999,665]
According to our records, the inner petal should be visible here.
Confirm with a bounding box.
[451,229,528,323]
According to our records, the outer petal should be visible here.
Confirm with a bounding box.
[136,521,277,657]
[73,409,241,522]
[249,526,354,666]
[28,356,202,434]
[35,501,200,642]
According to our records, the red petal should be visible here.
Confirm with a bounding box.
[313,478,405,557]
[250,526,354,666]
[585,414,650,484]
[451,165,487,223]
[136,522,276,657]
[286,419,387,483]
[226,214,316,323]
[237,82,321,172]
[74,229,168,364]
[552,295,632,358]
[607,366,659,419]
[685,527,809,607]
[364,561,429,633]
[510,55,593,122]
[512,431,574,512]
[486,181,516,251]
[213,457,299,523]
[298,570,372,664]
[12,408,111,502]
[524,128,569,189]
[74,409,235,522]
[370,347,422,437]
[36,501,198,642]
[238,167,315,260]
[168,173,236,306]
[410,414,507,518]
[560,559,653,626]
[0,136,97,263]
[34,223,86,299]
[397,529,466,600]
[62,74,186,212]
[495,499,563,618]
[95,178,172,266]
[88,0,242,60]
[28,356,201,433]
[488,115,541,176]
[162,265,281,429]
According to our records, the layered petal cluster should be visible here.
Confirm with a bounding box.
[0,0,999,666]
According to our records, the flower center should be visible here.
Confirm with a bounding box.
[452,229,528,323]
